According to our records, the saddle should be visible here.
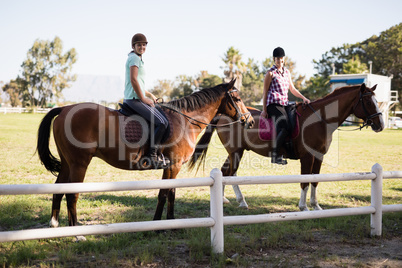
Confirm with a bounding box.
[258,103,300,141]
[118,102,171,144]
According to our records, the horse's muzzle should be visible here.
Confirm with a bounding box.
[242,114,255,129]
[369,116,384,133]
[371,122,384,133]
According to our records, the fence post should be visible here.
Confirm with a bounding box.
[371,163,383,236]
[210,168,224,254]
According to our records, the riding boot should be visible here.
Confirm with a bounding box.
[145,125,170,169]
[147,147,169,169]
[271,129,288,165]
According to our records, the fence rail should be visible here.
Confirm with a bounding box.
[0,163,401,254]
[0,107,51,114]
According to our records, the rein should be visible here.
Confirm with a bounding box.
[306,90,382,131]
[157,89,251,128]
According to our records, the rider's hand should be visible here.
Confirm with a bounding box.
[261,110,268,118]
[148,93,158,103]
[303,97,311,104]
[142,97,155,107]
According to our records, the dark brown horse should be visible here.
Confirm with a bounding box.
[189,83,384,210]
[37,80,254,229]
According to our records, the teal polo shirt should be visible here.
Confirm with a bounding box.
[124,52,146,99]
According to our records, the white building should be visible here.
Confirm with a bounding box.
[329,73,398,128]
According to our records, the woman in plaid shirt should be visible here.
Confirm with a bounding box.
[261,47,310,165]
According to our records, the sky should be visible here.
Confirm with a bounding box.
[1,0,401,95]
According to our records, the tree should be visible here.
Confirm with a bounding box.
[221,47,247,90]
[194,71,222,89]
[241,58,264,105]
[342,56,368,74]
[170,75,195,99]
[301,75,330,100]
[150,79,174,101]
[2,79,23,107]
[19,36,77,107]
[308,23,402,104]
[362,23,402,105]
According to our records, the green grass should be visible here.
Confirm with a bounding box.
[0,113,401,267]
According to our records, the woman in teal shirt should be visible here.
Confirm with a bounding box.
[124,33,169,169]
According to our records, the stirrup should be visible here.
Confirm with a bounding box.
[271,154,288,165]
[141,154,170,169]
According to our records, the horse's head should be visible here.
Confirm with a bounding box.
[219,79,254,128]
[353,83,384,132]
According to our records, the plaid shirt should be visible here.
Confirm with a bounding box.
[266,65,290,106]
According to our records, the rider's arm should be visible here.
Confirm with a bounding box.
[130,66,154,107]
[145,90,157,102]
[261,71,272,118]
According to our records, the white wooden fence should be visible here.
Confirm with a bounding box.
[0,107,51,114]
[0,163,401,254]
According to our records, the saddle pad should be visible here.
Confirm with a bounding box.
[119,108,172,145]
[122,118,144,144]
[258,114,300,141]
[258,117,275,140]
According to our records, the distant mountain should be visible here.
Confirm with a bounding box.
[62,75,124,103]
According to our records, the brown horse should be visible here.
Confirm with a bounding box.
[37,80,254,229]
[189,83,384,211]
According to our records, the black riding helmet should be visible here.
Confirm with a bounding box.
[273,47,285,58]
[131,33,148,47]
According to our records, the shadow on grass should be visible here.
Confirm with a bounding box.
[0,200,50,230]
[390,187,402,192]
[1,191,399,232]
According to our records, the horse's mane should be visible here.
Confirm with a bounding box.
[166,83,227,112]
[313,84,372,105]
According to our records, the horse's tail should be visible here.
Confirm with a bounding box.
[36,107,63,176]
[188,121,218,172]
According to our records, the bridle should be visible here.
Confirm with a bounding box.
[346,90,382,130]
[224,88,252,126]
[307,89,382,131]
[157,88,251,128]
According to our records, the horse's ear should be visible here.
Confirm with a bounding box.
[371,84,377,91]
[360,83,367,92]
[228,78,237,89]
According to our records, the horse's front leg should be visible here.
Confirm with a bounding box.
[310,183,322,210]
[299,184,309,211]
[310,158,323,210]
[154,189,168,221]
[222,151,247,208]
[166,188,176,219]
[299,155,315,211]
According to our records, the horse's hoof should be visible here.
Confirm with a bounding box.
[75,236,86,242]
[49,218,59,228]
[238,201,248,209]
[299,207,309,211]
[223,196,230,204]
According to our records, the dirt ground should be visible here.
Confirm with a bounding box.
[237,235,402,268]
[66,233,401,268]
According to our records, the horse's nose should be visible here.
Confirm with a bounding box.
[249,118,255,128]
[244,117,255,129]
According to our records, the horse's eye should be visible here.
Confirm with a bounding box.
[366,99,373,107]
